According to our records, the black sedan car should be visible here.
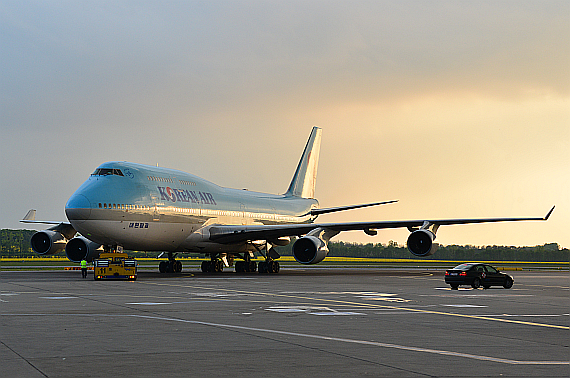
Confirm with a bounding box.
[445,263,514,289]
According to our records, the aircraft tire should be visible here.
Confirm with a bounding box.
[235,261,243,273]
[249,261,257,273]
[174,261,182,273]
[201,261,209,273]
[267,261,275,273]
[159,261,168,273]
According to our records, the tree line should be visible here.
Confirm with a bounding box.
[1,229,568,262]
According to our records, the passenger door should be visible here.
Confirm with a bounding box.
[484,265,503,286]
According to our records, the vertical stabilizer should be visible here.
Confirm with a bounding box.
[285,126,322,198]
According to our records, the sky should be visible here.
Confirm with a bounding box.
[1,1,568,249]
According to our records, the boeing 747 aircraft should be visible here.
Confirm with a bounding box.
[22,127,554,274]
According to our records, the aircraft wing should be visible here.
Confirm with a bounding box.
[208,206,555,244]
[20,209,77,240]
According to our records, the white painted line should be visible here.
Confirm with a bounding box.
[126,302,172,305]
[40,297,77,300]
[441,304,488,308]
[310,312,366,316]
[132,314,568,365]
[266,308,307,313]
[1,313,567,365]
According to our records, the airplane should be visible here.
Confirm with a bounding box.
[21,127,554,274]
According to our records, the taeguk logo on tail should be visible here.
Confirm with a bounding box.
[157,186,217,205]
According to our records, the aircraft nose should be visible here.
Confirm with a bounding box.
[65,193,92,223]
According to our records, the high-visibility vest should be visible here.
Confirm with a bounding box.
[81,260,87,268]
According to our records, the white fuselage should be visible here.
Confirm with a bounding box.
[65,162,318,252]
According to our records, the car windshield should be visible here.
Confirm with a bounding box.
[452,263,477,271]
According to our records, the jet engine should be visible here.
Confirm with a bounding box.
[65,236,102,262]
[407,229,439,257]
[292,235,329,264]
[30,230,67,256]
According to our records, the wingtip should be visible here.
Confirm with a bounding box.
[544,206,555,220]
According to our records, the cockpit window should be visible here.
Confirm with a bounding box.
[92,168,124,177]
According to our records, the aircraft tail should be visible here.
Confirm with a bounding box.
[285,126,322,198]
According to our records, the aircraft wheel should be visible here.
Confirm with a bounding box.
[159,261,168,273]
[201,261,210,273]
[258,261,267,274]
[249,261,257,273]
[235,261,243,273]
[210,260,222,272]
[174,261,182,273]
[264,261,273,273]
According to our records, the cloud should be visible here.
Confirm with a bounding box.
[1,1,568,247]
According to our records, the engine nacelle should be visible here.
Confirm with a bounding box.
[292,235,329,264]
[65,236,102,262]
[407,229,439,257]
[30,230,67,256]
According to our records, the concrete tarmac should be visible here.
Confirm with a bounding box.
[1,267,568,377]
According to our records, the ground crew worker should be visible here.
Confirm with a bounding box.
[80,259,88,278]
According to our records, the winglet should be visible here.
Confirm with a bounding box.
[544,206,555,220]
[22,209,36,221]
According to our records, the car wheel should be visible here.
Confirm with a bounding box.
[503,277,513,289]
[471,277,481,289]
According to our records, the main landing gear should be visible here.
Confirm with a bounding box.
[201,259,224,273]
[200,251,280,274]
[258,259,280,274]
[258,246,281,274]
[158,252,182,273]
[235,247,281,274]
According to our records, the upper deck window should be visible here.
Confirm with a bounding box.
[92,168,124,177]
